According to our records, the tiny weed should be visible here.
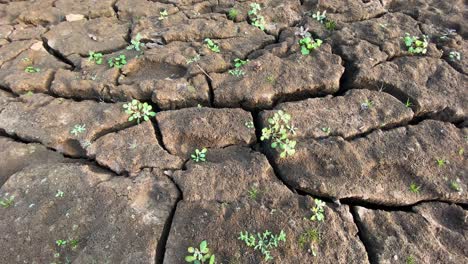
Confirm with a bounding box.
[449,51,461,61]
[266,75,276,84]
[108,54,127,68]
[185,240,215,264]
[56,240,67,247]
[458,148,464,156]
[159,9,168,20]
[405,98,413,108]
[0,196,14,208]
[321,127,331,135]
[436,158,447,167]
[295,26,311,38]
[70,124,86,136]
[24,66,40,73]
[191,148,207,162]
[233,58,249,68]
[299,37,323,55]
[55,190,64,198]
[449,179,462,192]
[88,51,103,65]
[123,99,156,123]
[204,38,220,53]
[325,20,336,31]
[298,228,320,256]
[360,99,374,110]
[248,187,259,200]
[186,54,201,64]
[409,183,421,194]
[261,110,297,158]
[228,69,245,77]
[312,10,327,24]
[238,230,286,261]
[403,33,428,55]
[309,199,325,222]
[127,33,143,51]
[245,121,255,129]
[406,255,416,264]
[248,3,265,31]
[228,8,238,21]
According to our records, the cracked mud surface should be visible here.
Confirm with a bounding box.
[0,0,467,263]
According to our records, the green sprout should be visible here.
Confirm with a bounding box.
[0,196,14,208]
[185,240,215,264]
[55,190,64,198]
[325,20,336,30]
[403,33,428,55]
[238,230,286,261]
[108,54,127,68]
[409,183,421,194]
[458,147,464,156]
[186,54,201,64]
[229,58,249,77]
[298,228,320,256]
[248,3,265,31]
[248,187,259,200]
[299,37,323,55]
[406,255,416,264]
[228,69,245,77]
[360,99,374,110]
[191,148,207,162]
[436,158,447,167]
[228,8,238,21]
[405,98,413,108]
[56,240,67,247]
[312,10,327,23]
[449,179,462,192]
[449,51,461,61]
[88,51,103,65]
[245,121,255,129]
[123,99,156,123]
[321,127,331,135]
[24,66,40,73]
[309,199,325,222]
[204,38,220,53]
[127,33,143,51]
[159,9,168,20]
[70,124,86,136]
[261,110,297,158]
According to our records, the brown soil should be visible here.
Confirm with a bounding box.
[0,0,466,263]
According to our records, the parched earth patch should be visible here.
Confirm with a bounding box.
[0,0,467,263]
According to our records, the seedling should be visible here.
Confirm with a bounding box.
[70,124,86,136]
[409,183,421,194]
[245,121,255,129]
[312,11,327,24]
[459,148,464,156]
[325,20,336,31]
[123,99,156,123]
[449,179,462,192]
[299,37,323,55]
[238,230,286,261]
[436,158,447,167]
[191,148,207,162]
[261,110,297,158]
[56,240,67,247]
[248,187,259,200]
[159,9,168,20]
[309,199,325,222]
[298,228,320,256]
[228,8,238,20]
[449,51,461,61]
[88,51,103,65]
[406,255,416,264]
[204,38,220,53]
[229,58,249,76]
[321,127,331,135]
[24,66,40,73]
[248,3,265,31]
[228,69,245,77]
[405,98,413,108]
[186,54,201,64]
[403,33,428,55]
[295,26,311,38]
[108,54,127,68]
[360,99,374,110]
[0,196,14,208]
[55,190,64,198]
[233,58,249,68]
[185,240,215,264]
[266,75,276,84]
[127,33,143,51]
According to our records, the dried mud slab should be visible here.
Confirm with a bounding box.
[0,163,180,263]
[260,89,414,139]
[0,39,36,66]
[87,121,184,175]
[308,0,386,23]
[8,24,47,41]
[0,94,130,157]
[116,0,178,21]
[354,56,467,121]
[355,202,467,263]
[157,107,256,157]
[54,0,116,19]
[212,49,344,109]
[268,120,467,206]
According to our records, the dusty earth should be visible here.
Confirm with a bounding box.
[0,0,467,263]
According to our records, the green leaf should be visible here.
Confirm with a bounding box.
[209,255,215,264]
[199,240,208,252]
[185,255,195,262]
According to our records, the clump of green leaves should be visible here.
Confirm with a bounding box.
[299,37,323,55]
[186,54,201,64]
[325,20,336,31]
[248,3,265,31]
[123,99,156,123]
[248,187,260,200]
[24,66,40,73]
[70,124,86,136]
[0,196,14,208]
[185,240,215,264]
[261,110,297,158]
[245,121,255,129]
[312,10,327,24]
[108,54,127,68]
[238,230,286,261]
[204,38,220,53]
[406,255,416,264]
[55,238,79,250]
[229,58,249,77]
[449,179,462,192]
[321,127,331,135]
[309,199,325,222]
[436,158,447,167]
[405,98,413,108]
[298,228,320,256]
[191,148,207,162]
[127,33,143,51]
[403,33,428,55]
[360,99,374,110]
[409,183,421,194]
[88,51,103,65]
[228,8,238,20]
[449,51,461,61]
[159,9,168,20]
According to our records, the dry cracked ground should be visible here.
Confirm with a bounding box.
[0,0,467,263]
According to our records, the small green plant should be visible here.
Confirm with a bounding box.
[24,66,40,73]
[56,240,67,247]
[238,230,286,261]
[159,9,168,20]
[449,179,462,192]
[298,228,320,256]
[248,187,259,200]
[186,54,201,64]
[70,124,86,136]
[56,238,79,249]
[229,58,248,76]
[409,183,421,194]
[204,38,220,53]
[248,3,265,31]
[55,190,64,198]
[325,20,336,30]
[228,8,238,20]
[321,127,331,135]
[403,33,428,55]
[185,240,215,264]
[88,51,103,65]
[299,37,323,55]
[261,110,297,158]
[266,75,276,84]
[405,98,413,108]
[309,199,325,222]
[449,51,461,61]
[108,54,127,68]
[360,99,374,110]
[312,10,327,24]
[228,69,245,77]
[127,33,142,51]
[458,147,464,156]
[245,121,255,129]
[0,196,14,208]
[233,58,249,68]
[406,255,416,264]
[436,158,447,167]
[191,148,207,162]
[123,99,156,123]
